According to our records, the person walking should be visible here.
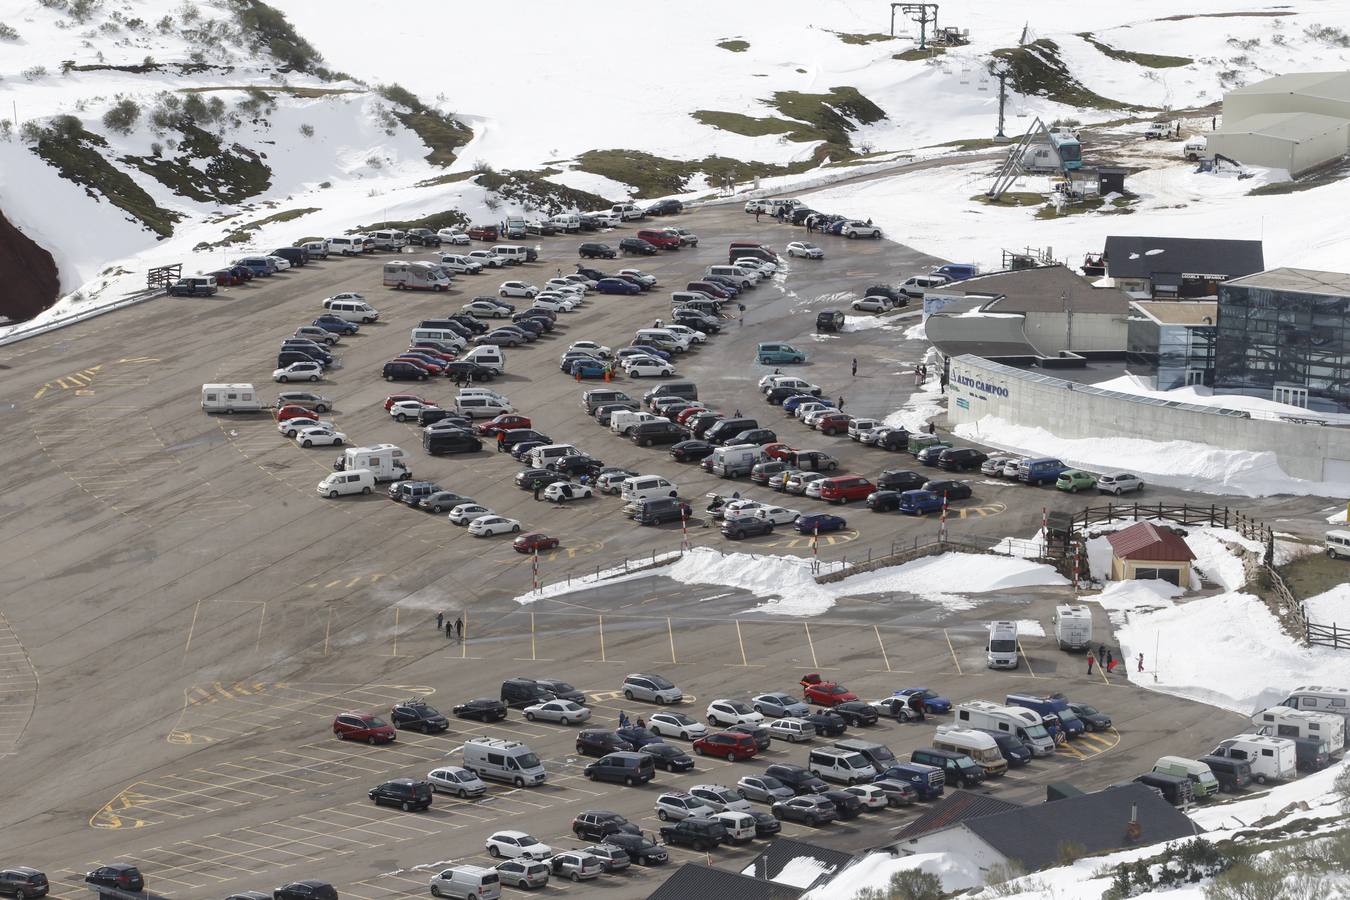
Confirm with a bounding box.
[1105,649,1114,669]
[733,409,741,417]
[455,617,463,640]
[1097,645,1106,666]
[1087,654,1095,675]
[436,611,444,632]
[755,210,762,223]
[556,267,563,278]
[907,692,926,722]
[618,710,630,728]
[851,357,858,377]
[836,395,845,412]
[1137,652,1145,672]
[444,621,453,639]
[532,478,544,501]
[497,431,507,452]
[927,421,936,435]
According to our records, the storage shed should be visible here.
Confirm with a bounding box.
[1207,111,1350,177]
[1106,522,1195,586]
[1223,71,1350,123]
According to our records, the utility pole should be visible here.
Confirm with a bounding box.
[895,4,940,47]
[988,60,1010,138]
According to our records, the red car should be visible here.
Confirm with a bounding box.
[397,355,445,375]
[815,413,852,436]
[675,405,710,425]
[692,730,758,762]
[637,229,681,250]
[333,711,397,743]
[410,345,457,363]
[513,532,560,553]
[475,414,532,436]
[761,442,794,461]
[818,475,875,504]
[803,682,858,707]
[468,224,499,241]
[210,268,243,286]
[277,404,319,422]
[385,394,430,411]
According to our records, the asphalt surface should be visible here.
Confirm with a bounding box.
[0,205,1326,898]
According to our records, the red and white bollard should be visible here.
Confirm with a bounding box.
[680,506,690,552]
[532,549,541,593]
[811,525,820,573]
[939,495,949,543]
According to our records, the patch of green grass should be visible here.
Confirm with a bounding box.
[33,125,179,237]
[414,170,478,188]
[1158,10,1292,20]
[893,46,946,61]
[1035,196,1107,218]
[351,210,469,234]
[198,206,320,249]
[1248,159,1350,196]
[971,191,1043,207]
[394,109,473,168]
[692,110,801,138]
[934,136,1004,151]
[573,149,815,199]
[765,86,886,157]
[228,0,323,74]
[717,39,749,52]
[122,122,272,204]
[832,31,895,45]
[1278,548,1347,599]
[475,169,613,215]
[180,85,358,97]
[1079,33,1192,68]
[992,39,1145,111]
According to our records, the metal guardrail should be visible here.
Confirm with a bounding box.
[0,288,165,349]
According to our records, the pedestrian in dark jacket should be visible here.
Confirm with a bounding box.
[837,395,845,411]
[851,358,858,377]
[1087,654,1095,675]
[1097,645,1106,665]
[927,422,936,435]
[445,621,453,638]
[1106,649,1114,669]
[436,612,444,631]
[454,617,463,639]
[908,692,926,722]
[532,479,544,500]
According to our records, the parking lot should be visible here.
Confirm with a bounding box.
[0,204,1324,897]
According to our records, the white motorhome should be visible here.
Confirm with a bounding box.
[338,444,410,483]
[1251,706,1344,755]
[1280,685,1350,724]
[1209,734,1297,784]
[462,345,505,374]
[384,260,450,291]
[710,445,759,479]
[461,738,547,787]
[1052,605,1093,651]
[610,410,661,435]
[933,726,1007,777]
[528,444,581,469]
[986,621,1019,669]
[954,700,1055,756]
[201,383,264,414]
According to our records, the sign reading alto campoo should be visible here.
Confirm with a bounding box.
[953,369,1011,398]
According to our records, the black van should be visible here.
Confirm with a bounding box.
[423,430,481,455]
[643,382,698,407]
[272,246,309,267]
[704,418,758,445]
[1198,755,1252,792]
[277,349,326,369]
[584,752,655,786]
[1133,772,1194,807]
[815,309,845,332]
[500,677,556,709]
[634,497,690,526]
[911,747,985,788]
[631,421,684,447]
[368,778,433,811]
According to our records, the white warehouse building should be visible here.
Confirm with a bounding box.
[1211,71,1350,176]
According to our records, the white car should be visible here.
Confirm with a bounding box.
[624,359,675,378]
[647,711,708,740]
[390,400,437,422]
[796,401,829,421]
[803,479,826,500]
[564,273,598,289]
[588,211,622,227]
[499,281,539,299]
[463,299,509,318]
[706,699,764,727]
[851,295,892,313]
[531,296,569,313]
[569,341,612,358]
[427,765,486,798]
[842,220,882,239]
[654,792,716,822]
[754,506,800,526]
[848,418,881,441]
[545,278,585,295]
[1097,472,1145,494]
[712,810,757,843]
[277,417,331,438]
[722,499,763,517]
[689,784,754,814]
[543,482,593,503]
[759,373,793,391]
[735,257,778,275]
[764,376,818,395]
[861,425,895,446]
[618,268,656,286]
[843,783,891,809]
[296,426,346,448]
[266,254,292,270]
[786,241,824,259]
[273,361,323,383]
[438,254,482,274]
[664,324,707,345]
[522,699,591,725]
[486,830,552,860]
[803,408,835,428]
[448,503,494,525]
[468,250,506,268]
[437,228,471,245]
[467,515,522,537]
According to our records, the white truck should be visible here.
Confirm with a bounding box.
[335,444,410,483]
[383,260,450,291]
[611,410,661,435]
[1052,605,1093,651]
[201,383,264,414]
[710,445,759,479]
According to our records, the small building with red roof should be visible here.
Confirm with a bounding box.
[1106,522,1196,586]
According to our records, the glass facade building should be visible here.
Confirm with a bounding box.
[1215,269,1350,413]
[1126,302,1217,390]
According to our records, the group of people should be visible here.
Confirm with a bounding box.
[435,611,463,640]
[616,710,646,730]
[913,363,929,386]
[1085,645,1143,674]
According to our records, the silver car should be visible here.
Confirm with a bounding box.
[736,774,796,803]
[427,765,486,799]
[689,783,753,813]
[583,844,631,873]
[1097,472,1144,495]
[753,692,810,718]
[494,859,549,890]
[549,851,604,883]
[623,673,683,705]
[981,455,1015,476]
[522,699,591,725]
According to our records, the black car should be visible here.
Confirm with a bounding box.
[602,832,669,866]
[766,386,811,405]
[832,701,880,727]
[619,238,658,256]
[646,199,684,216]
[631,421,685,447]
[500,429,552,450]
[424,430,481,456]
[822,789,864,820]
[534,678,587,704]
[732,428,778,446]
[384,360,429,382]
[790,207,818,225]
[515,468,568,489]
[876,429,911,451]
[577,215,601,232]
[0,869,47,899]
[406,228,442,246]
[512,318,546,336]
[368,778,433,811]
[722,514,774,540]
[447,313,489,334]
[938,448,988,471]
[548,456,603,477]
[452,697,508,721]
[923,480,972,501]
[659,817,727,851]
[866,490,902,512]
[390,699,449,733]
[577,729,635,756]
[729,723,772,752]
[419,491,474,513]
[572,810,641,842]
[771,795,836,827]
[579,242,618,259]
[670,440,715,462]
[511,441,547,461]
[877,469,927,491]
[615,725,662,748]
[747,810,781,837]
[865,284,904,304]
[274,882,338,900]
[983,731,1033,766]
[226,893,272,900]
[529,221,558,236]
[804,710,848,737]
[764,764,829,795]
[514,313,554,333]
[1065,700,1113,732]
[576,265,608,281]
[640,742,696,772]
[85,865,143,893]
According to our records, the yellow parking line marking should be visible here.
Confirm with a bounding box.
[1018,641,1036,678]
[531,612,537,661]
[182,600,202,662]
[391,607,400,658]
[324,608,333,656]
[736,620,749,667]
[874,625,892,673]
[667,617,678,664]
[598,615,607,662]
[943,628,963,675]
[804,623,819,670]
[1098,654,1112,686]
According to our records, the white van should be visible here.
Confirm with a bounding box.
[1251,706,1345,755]
[706,265,759,287]
[611,410,661,435]
[372,229,408,250]
[1209,734,1297,784]
[550,214,581,232]
[301,240,329,259]
[1280,685,1350,723]
[710,445,759,478]
[1325,530,1350,560]
[430,866,502,900]
[620,475,678,502]
[955,700,1055,756]
[462,345,505,374]
[201,383,264,413]
[410,327,467,351]
[986,621,1019,669]
[339,444,410,483]
[327,236,360,256]
[462,738,547,787]
[807,748,875,784]
[611,202,642,221]
[1052,605,1093,651]
[528,444,581,469]
[933,726,1007,777]
[491,245,528,265]
[324,298,380,323]
[635,328,691,352]
[455,395,513,419]
[458,388,510,404]
[317,468,375,498]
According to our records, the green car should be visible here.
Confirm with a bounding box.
[1056,470,1097,493]
[757,342,806,365]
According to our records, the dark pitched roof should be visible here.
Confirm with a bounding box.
[1104,236,1264,281]
[646,864,805,900]
[746,837,856,889]
[895,790,1022,840]
[950,265,1132,315]
[1106,522,1196,562]
[963,784,1199,872]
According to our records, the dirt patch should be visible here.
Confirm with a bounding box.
[992,39,1146,111]
[1079,33,1193,68]
[0,208,60,321]
[475,169,613,216]
[122,123,272,205]
[717,39,749,52]
[831,31,896,45]
[893,46,945,62]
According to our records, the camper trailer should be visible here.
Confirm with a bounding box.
[1052,605,1093,651]
[384,261,451,291]
[201,383,264,414]
[954,700,1055,756]
[336,444,410,483]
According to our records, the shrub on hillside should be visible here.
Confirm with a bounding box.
[0,23,19,40]
[102,98,141,134]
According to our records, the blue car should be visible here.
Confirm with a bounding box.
[568,359,611,379]
[615,725,662,748]
[795,513,847,534]
[236,256,276,276]
[897,490,943,515]
[893,688,951,714]
[627,344,672,362]
[783,395,834,414]
[596,278,642,295]
[313,316,359,335]
[703,276,742,296]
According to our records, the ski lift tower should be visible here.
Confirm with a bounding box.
[891,3,939,47]
[986,117,1071,201]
